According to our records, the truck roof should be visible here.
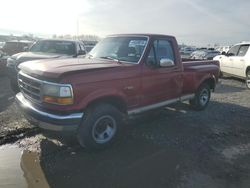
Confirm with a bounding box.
[234,41,250,46]
[6,40,33,44]
[108,33,175,39]
[39,39,82,43]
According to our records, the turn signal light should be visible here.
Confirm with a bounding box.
[43,96,73,105]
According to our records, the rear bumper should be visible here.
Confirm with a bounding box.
[15,92,83,131]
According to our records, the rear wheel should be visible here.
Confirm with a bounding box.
[77,103,124,150]
[246,70,250,89]
[189,83,211,111]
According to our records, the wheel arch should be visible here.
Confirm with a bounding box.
[85,96,128,114]
[199,75,216,91]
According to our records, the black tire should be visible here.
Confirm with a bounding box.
[189,83,211,111]
[246,70,250,89]
[77,103,124,150]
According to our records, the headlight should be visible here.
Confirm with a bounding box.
[42,83,73,105]
[6,57,16,68]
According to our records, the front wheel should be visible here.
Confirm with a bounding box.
[189,83,211,111]
[246,70,250,89]
[77,103,124,150]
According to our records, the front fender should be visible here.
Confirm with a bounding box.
[76,88,127,110]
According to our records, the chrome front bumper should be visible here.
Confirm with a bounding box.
[15,92,83,131]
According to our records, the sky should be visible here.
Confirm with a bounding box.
[0,0,249,46]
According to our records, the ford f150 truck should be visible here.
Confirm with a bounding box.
[16,34,220,149]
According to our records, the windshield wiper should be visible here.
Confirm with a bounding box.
[99,56,121,63]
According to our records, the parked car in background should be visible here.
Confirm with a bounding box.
[16,34,219,150]
[190,50,220,60]
[6,39,86,92]
[0,42,5,49]
[180,47,196,58]
[213,42,250,88]
[196,47,207,50]
[0,52,8,75]
[0,40,33,56]
[0,40,33,75]
[82,40,98,52]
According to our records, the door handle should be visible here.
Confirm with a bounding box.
[240,59,245,62]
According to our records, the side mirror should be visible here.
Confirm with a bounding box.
[159,58,175,67]
[78,50,86,56]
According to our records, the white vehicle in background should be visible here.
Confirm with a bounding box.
[214,42,250,88]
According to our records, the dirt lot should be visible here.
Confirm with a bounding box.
[0,75,250,188]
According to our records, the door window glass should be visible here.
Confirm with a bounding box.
[153,40,175,62]
[146,46,157,66]
[146,39,175,67]
[227,45,240,56]
[238,45,249,56]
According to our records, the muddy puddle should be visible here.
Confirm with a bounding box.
[0,145,49,188]
[0,137,183,188]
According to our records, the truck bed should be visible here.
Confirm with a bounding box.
[181,59,220,95]
[182,58,219,67]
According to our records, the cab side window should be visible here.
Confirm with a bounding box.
[146,39,175,67]
[227,45,240,56]
[154,40,175,62]
[146,46,157,66]
[238,45,249,56]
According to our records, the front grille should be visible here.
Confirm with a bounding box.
[18,72,42,103]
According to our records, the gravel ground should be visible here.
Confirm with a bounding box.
[0,76,36,144]
[0,75,250,188]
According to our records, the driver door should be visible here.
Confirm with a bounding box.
[141,38,182,107]
[220,45,240,75]
[232,45,249,77]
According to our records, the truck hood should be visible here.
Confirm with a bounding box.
[19,58,124,80]
[12,52,70,64]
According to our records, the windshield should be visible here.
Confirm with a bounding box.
[30,40,76,55]
[88,36,148,63]
[3,42,18,50]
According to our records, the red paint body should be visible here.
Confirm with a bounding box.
[19,34,220,114]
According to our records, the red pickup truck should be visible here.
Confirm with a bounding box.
[16,34,220,149]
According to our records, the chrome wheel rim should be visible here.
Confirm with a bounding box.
[246,73,250,88]
[199,89,209,106]
[92,115,117,144]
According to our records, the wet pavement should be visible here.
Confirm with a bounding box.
[0,145,27,188]
[0,144,49,188]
